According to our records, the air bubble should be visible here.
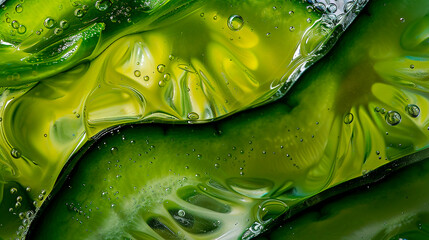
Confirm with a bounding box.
[95,0,110,11]
[17,25,26,34]
[110,147,118,155]
[54,28,63,35]
[385,111,401,126]
[157,64,165,73]
[11,148,21,158]
[60,20,69,29]
[134,70,141,77]
[187,112,199,120]
[344,113,354,124]
[158,80,166,87]
[44,18,55,29]
[15,4,23,13]
[11,20,19,29]
[178,209,185,217]
[74,8,84,18]
[163,73,171,81]
[405,104,420,118]
[143,75,149,81]
[327,3,337,13]
[227,15,244,31]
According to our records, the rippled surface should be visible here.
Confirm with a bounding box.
[14,0,429,238]
[0,1,366,238]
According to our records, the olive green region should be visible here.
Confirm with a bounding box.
[257,157,429,240]
[0,1,365,238]
[26,0,429,238]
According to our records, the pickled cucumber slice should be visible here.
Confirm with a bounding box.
[25,0,429,239]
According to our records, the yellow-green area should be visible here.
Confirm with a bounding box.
[0,1,364,238]
[17,0,429,239]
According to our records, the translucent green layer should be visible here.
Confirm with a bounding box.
[0,1,366,238]
[20,0,429,238]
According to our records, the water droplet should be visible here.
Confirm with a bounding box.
[289,26,295,32]
[143,75,149,81]
[134,70,141,77]
[74,8,84,18]
[344,113,354,124]
[44,18,55,29]
[200,13,204,17]
[11,20,19,29]
[400,17,405,23]
[289,10,294,15]
[54,28,63,35]
[15,4,23,13]
[187,112,199,120]
[95,0,110,11]
[385,111,401,126]
[157,64,165,73]
[227,15,244,31]
[214,163,220,169]
[10,188,17,194]
[410,64,415,69]
[38,194,44,200]
[178,209,185,217]
[405,104,420,118]
[16,196,22,202]
[11,148,21,158]
[15,202,21,208]
[60,20,69,29]
[17,25,26,34]
[307,18,312,23]
[213,15,217,20]
[26,187,31,192]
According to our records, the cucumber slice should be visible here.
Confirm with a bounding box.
[257,154,429,240]
[0,1,366,237]
[25,0,429,239]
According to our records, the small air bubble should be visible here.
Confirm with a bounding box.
[178,209,185,217]
[59,20,69,29]
[134,70,141,77]
[143,75,149,81]
[157,64,165,73]
[44,18,55,29]
[344,113,354,124]
[15,4,23,13]
[187,112,199,120]
[385,111,401,126]
[74,8,84,18]
[10,148,21,158]
[110,147,118,155]
[405,104,420,118]
[227,15,244,31]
